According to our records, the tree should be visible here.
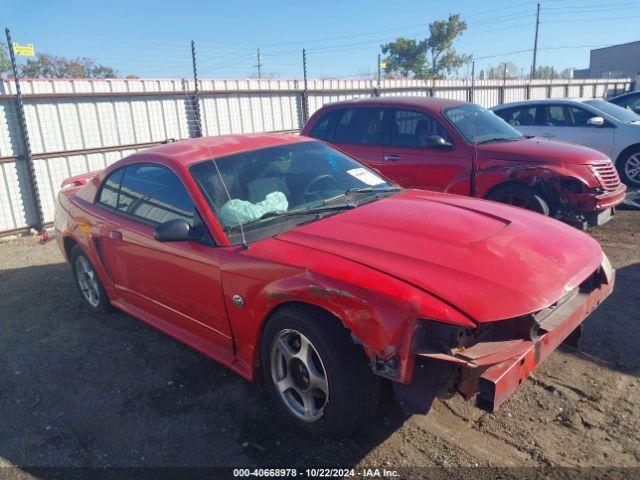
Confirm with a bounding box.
[19,53,118,78]
[486,62,519,79]
[424,14,471,78]
[380,14,470,78]
[560,67,574,79]
[1,43,12,77]
[534,65,559,79]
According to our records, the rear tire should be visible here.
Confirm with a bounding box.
[617,146,640,187]
[485,184,551,216]
[261,305,379,438]
[70,245,112,314]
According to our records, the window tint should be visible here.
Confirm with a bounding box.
[310,110,339,141]
[495,106,537,127]
[567,106,593,126]
[391,109,451,147]
[98,168,124,208]
[118,164,194,224]
[333,108,384,145]
[540,105,569,126]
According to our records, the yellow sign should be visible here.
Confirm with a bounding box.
[13,43,35,56]
[380,60,387,70]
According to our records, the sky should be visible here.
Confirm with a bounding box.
[3,0,640,79]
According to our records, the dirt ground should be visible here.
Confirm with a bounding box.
[0,210,638,478]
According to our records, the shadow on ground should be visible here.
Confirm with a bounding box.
[0,261,408,471]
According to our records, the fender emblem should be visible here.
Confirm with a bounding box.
[232,295,245,308]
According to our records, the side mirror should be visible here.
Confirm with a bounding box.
[154,218,202,242]
[587,116,605,127]
[425,135,453,148]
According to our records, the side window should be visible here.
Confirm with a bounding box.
[97,168,125,208]
[390,109,451,148]
[333,108,384,145]
[567,106,593,126]
[309,110,339,141]
[495,106,536,127]
[540,105,569,127]
[118,164,194,225]
[629,97,640,114]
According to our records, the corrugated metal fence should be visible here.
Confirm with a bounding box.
[0,76,630,236]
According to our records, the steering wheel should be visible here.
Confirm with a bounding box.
[302,174,337,201]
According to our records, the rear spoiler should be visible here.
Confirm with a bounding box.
[60,171,101,190]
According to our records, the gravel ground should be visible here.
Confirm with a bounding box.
[0,210,638,478]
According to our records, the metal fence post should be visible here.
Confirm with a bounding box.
[5,27,45,235]
[469,61,475,103]
[375,53,381,97]
[190,40,203,137]
[301,49,309,123]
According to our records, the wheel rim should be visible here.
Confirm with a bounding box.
[270,329,329,423]
[624,153,640,185]
[75,256,100,307]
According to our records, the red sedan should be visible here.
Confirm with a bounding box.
[55,134,614,437]
[301,97,626,228]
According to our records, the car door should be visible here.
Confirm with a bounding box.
[537,104,614,156]
[493,105,540,137]
[95,163,234,358]
[329,107,386,165]
[379,108,472,193]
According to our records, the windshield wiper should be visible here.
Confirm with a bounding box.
[230,204,356,229]
[476,137,519,144]
[322,186,402,205]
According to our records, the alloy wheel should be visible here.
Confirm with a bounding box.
[75,256,100,308]
[270,329,329,423]
[624,153,640,185]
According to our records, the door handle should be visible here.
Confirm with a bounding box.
[108,230,123,240]
[384,154,400,161]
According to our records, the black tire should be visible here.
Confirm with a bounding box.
[616,146,640,187]
[70,245,112,314]
[485,184,550,216]
[261,304,379,438]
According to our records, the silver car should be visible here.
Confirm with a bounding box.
[492,98,640,187]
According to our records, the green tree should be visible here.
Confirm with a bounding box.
[19,53,117,78]
[560,67,574,79]
[0,43,12,78]
[534,65,559,79]
[381,14,470,78]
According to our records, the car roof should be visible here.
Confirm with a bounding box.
[493,98,603,110]
[122,134,313,168]
[317,96,469,111]
[610,91,640,101]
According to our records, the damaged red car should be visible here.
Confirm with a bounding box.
[301,97,627,228]
[55,134,614,437]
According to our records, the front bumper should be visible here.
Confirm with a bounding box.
[413,261,614,412]
[566,184,627,213]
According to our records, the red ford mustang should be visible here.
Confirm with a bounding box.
[55,134,614,437]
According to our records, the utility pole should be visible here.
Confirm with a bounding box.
[5,27,45,236]
[470,60,475,103]
[256,46,262,79]
[376,53,381,97]
[190,40,202,137]
[531,2,540,79]
[302,49,309,122]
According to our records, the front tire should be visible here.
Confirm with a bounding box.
[485,184,551,216]
[261,305,379,437]
[617,147,640,187]
[70,245,112,314]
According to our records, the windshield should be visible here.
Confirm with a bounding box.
[584,99,640,123]
[189,141,395,243]
[443,104,523,144]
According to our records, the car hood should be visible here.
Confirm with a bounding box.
[477,136,610,164]
[275,190,602,323]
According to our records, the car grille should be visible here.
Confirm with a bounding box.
[590,161,621,191]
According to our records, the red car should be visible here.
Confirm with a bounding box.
[301,97,626,228]
[55,134,614,437]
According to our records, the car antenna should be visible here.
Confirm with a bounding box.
[181,90,249,250]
